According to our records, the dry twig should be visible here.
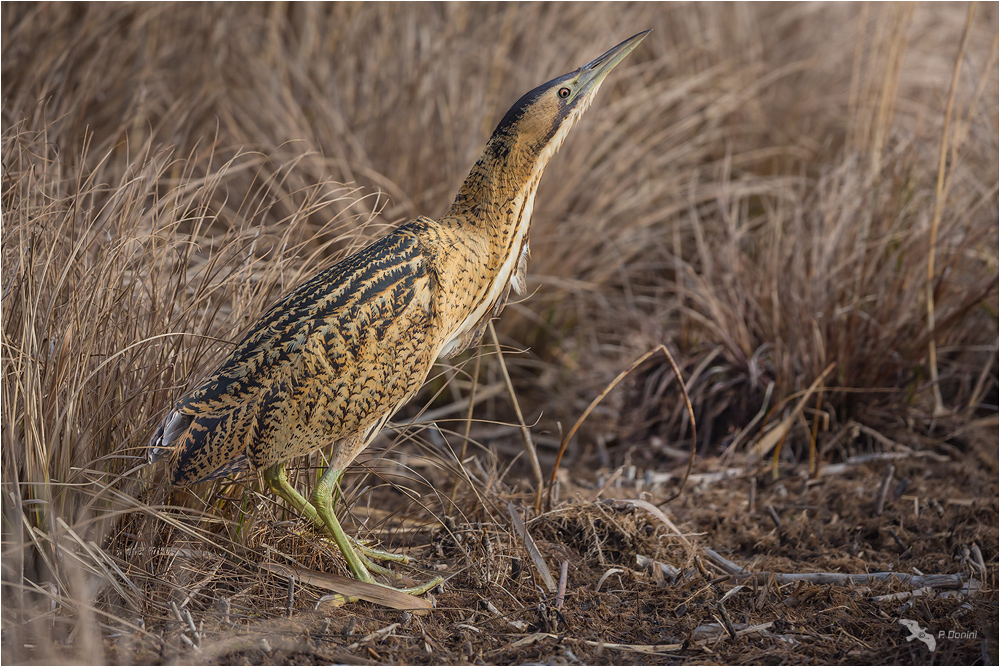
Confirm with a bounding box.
[506,502,557,593]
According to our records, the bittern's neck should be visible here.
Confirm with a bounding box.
[446,131,565,243]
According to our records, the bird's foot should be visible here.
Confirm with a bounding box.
[318,573,445,608]
[350,535,412,564]
[305,533,412,575]
[306,466,443,604]
[289,526,442,600]
[342,538,444,599]
[397,574,445,596]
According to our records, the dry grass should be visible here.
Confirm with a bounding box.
[2,2,997,665]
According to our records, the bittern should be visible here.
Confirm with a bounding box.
[150,31,649,598]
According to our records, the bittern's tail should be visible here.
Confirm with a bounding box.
[149,409,250,485]
[148,410,190,464]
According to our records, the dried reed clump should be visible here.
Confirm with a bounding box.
[0,121,381,662]
[1,2,997,664]
[514,3,999,459]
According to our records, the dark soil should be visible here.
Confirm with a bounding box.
[104,421,997,666]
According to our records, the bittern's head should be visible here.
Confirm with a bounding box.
[487,30,650,168]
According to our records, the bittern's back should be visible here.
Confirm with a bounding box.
[155,222,439,485]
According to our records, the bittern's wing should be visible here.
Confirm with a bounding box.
[153,224,437,485]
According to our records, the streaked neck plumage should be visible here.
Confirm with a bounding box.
[429,72,606,359]
[426,30,645,360]
[446,83,594,245]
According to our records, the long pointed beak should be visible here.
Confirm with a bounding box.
[576,30,650,97]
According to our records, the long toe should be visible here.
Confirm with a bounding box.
[350,536,411,564]
[397,574,444,597]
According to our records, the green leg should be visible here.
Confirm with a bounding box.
[264,462,443,595]
[263,461,320,524]
[310,466,375,583]
[263,462,402,574]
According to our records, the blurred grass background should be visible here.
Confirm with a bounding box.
[2,2,997,662]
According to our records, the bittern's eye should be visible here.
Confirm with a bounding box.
[558,87,571,99]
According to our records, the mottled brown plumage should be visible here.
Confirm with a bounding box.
[150,31,649,598]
